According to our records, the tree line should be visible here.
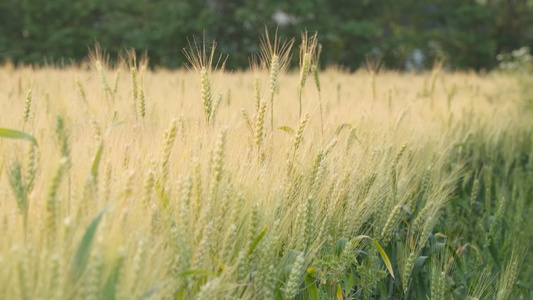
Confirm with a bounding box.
[1,0,532,70]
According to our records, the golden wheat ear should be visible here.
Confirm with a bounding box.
[87,42,113,99]
[183,33,228,124]
[259,27,294,133]
[297,31,318,120]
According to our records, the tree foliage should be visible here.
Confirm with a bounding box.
[1,0,532,70]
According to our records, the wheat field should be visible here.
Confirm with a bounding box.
[0,47,532,300]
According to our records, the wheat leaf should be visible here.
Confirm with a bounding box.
[352,235,395,279]
[69,209,106,284]
[305,269,319,300]
[91,143,104,178]
[248,226,268,256]
[0,128,38,146]
[278,126,295,135]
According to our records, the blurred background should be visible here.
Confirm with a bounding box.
[1,0,533,71]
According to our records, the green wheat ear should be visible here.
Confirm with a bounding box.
[9,161,27,219]
[139,65,146,119]
[25,144,38,194]
[22,89,32,126]
[112,69,120,100]
[88,43,113,99]
[76,77,88,105]
[285,252,305,299]
[293,113,310,154]
[254,101,267,162]
[157,118,178,200]
[200,67,213,120]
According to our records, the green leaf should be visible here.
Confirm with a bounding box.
[274,285,284,300]
[248,226,269,255]
[175,288,185,300]
[516,281,529,288]
[488,241,501,268]
[106,121,124,134]
[414,256,429,270]
[412,256,430,279]
[0,128,38,146]
[91,143,104,178]
[305,270,319,300]
[433,242,445,253]
[344,267,356,293]
[352,235,395,278]
[278,126,295,135]
[103,257,121,300]
[415,275,428,300]
[69,209,106,284]
[371,239,395,279]
[516,281,530,291]
[336,284,343,300]
[378,281,388,296]
[336,237,349,257]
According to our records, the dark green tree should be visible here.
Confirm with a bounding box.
[1,0,532,70]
